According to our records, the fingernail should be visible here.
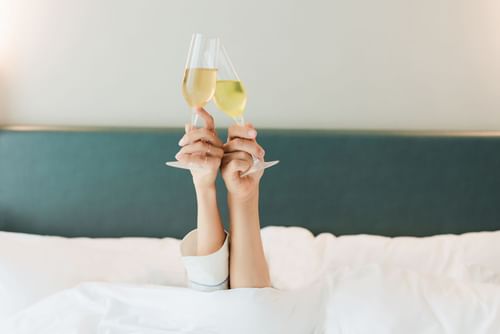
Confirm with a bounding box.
[178,136,187,146]
[248,129,257,138]
[260,149,266,157]
[175,152,181,160]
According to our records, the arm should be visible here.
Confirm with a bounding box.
[228,190,270,288]
[221,125,271,288]
[176,108,225,256]
[194,184,224,255]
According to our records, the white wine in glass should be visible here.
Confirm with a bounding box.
[214,46,279,177]
[166,33,219,170]
[214,80,247,119]
[182,68,217,113]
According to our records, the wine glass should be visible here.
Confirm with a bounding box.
[166,33,219,170]
[214,45,279,177]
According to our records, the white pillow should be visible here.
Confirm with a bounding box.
[0,231,185,321]
[261,226,500,289]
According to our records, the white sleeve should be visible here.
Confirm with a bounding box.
[180,229,229,291]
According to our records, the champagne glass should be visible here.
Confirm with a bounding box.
[214,45,279,177]
[166,33,219,170]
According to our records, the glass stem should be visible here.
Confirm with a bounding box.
[233,115,260,164]
[191,108,199,128]
[233,115,245,126]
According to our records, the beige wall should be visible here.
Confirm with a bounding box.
[0,0,499,129]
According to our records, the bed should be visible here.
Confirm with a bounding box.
[1,126,500,333]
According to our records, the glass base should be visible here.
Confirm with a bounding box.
[241,160,279,177]
[166,161,196,171]
[167,160,279,176]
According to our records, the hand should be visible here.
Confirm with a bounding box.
[221,124,266,201]
[175,108,224,189]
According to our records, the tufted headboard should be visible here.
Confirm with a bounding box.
[1,126,499,238]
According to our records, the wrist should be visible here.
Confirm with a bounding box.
[227,189,259,229]
[194,183,216,196]
[227,187,259,206]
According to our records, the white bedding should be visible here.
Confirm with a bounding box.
[2,227,500,333]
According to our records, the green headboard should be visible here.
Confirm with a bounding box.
[1,127,499,238]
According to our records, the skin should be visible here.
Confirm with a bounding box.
[222,125,271,288]
[176,108,225,256]
[175,107,271,288]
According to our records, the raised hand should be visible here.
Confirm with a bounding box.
[175,108,224,189]
[221,123,265,201]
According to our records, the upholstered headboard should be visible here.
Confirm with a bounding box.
[1,126,499,238]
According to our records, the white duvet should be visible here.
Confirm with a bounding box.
[2,227,500,333]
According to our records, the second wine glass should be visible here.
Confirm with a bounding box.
[214,45,279,177]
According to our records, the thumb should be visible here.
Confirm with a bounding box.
[226,159,251,176]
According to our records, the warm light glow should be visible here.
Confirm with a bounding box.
[0,0,14,67]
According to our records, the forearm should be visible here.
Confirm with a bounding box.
[195,185,225,256]
[228,190,271,288]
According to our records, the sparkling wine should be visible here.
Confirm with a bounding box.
[214,80,247,118]
[182,68,217,108]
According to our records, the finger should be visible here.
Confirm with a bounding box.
[176,153,221,169]
[221,151,253,166]
[196,108,215,131]
[222,159,252,175]
[224,138,265,158]
[177,141,224,158]
[179,128,223,147]
[227,124,257,141]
